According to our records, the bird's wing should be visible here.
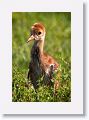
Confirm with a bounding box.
[41,53,59,72]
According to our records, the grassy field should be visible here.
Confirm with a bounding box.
[12,12,71,102]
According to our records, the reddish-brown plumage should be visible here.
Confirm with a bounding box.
[32,23,45,33]
[27,23,60,91]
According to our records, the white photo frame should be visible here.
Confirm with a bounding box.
[0,0,83,114]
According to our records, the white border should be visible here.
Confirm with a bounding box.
[0,0,83,114]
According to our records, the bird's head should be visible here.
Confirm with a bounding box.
[27,23,46,43]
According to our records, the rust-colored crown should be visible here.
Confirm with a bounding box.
[31,23,45,33]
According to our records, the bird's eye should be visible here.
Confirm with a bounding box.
[38,32,41,35]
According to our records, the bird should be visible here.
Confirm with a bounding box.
[27,23,60,93]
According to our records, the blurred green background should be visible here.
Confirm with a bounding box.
[12,12,71,102]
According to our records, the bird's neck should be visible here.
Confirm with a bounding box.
[34,40,44,54]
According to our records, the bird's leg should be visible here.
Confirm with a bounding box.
[53,72,60,100]
[54,80,59,95]
[49,65,60,98]
[43,74,51,86]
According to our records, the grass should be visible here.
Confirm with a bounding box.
[12,12,71,102]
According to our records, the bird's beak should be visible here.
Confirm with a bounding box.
[27,35,34,43]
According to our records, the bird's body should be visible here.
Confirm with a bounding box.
[27,23,59,90]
